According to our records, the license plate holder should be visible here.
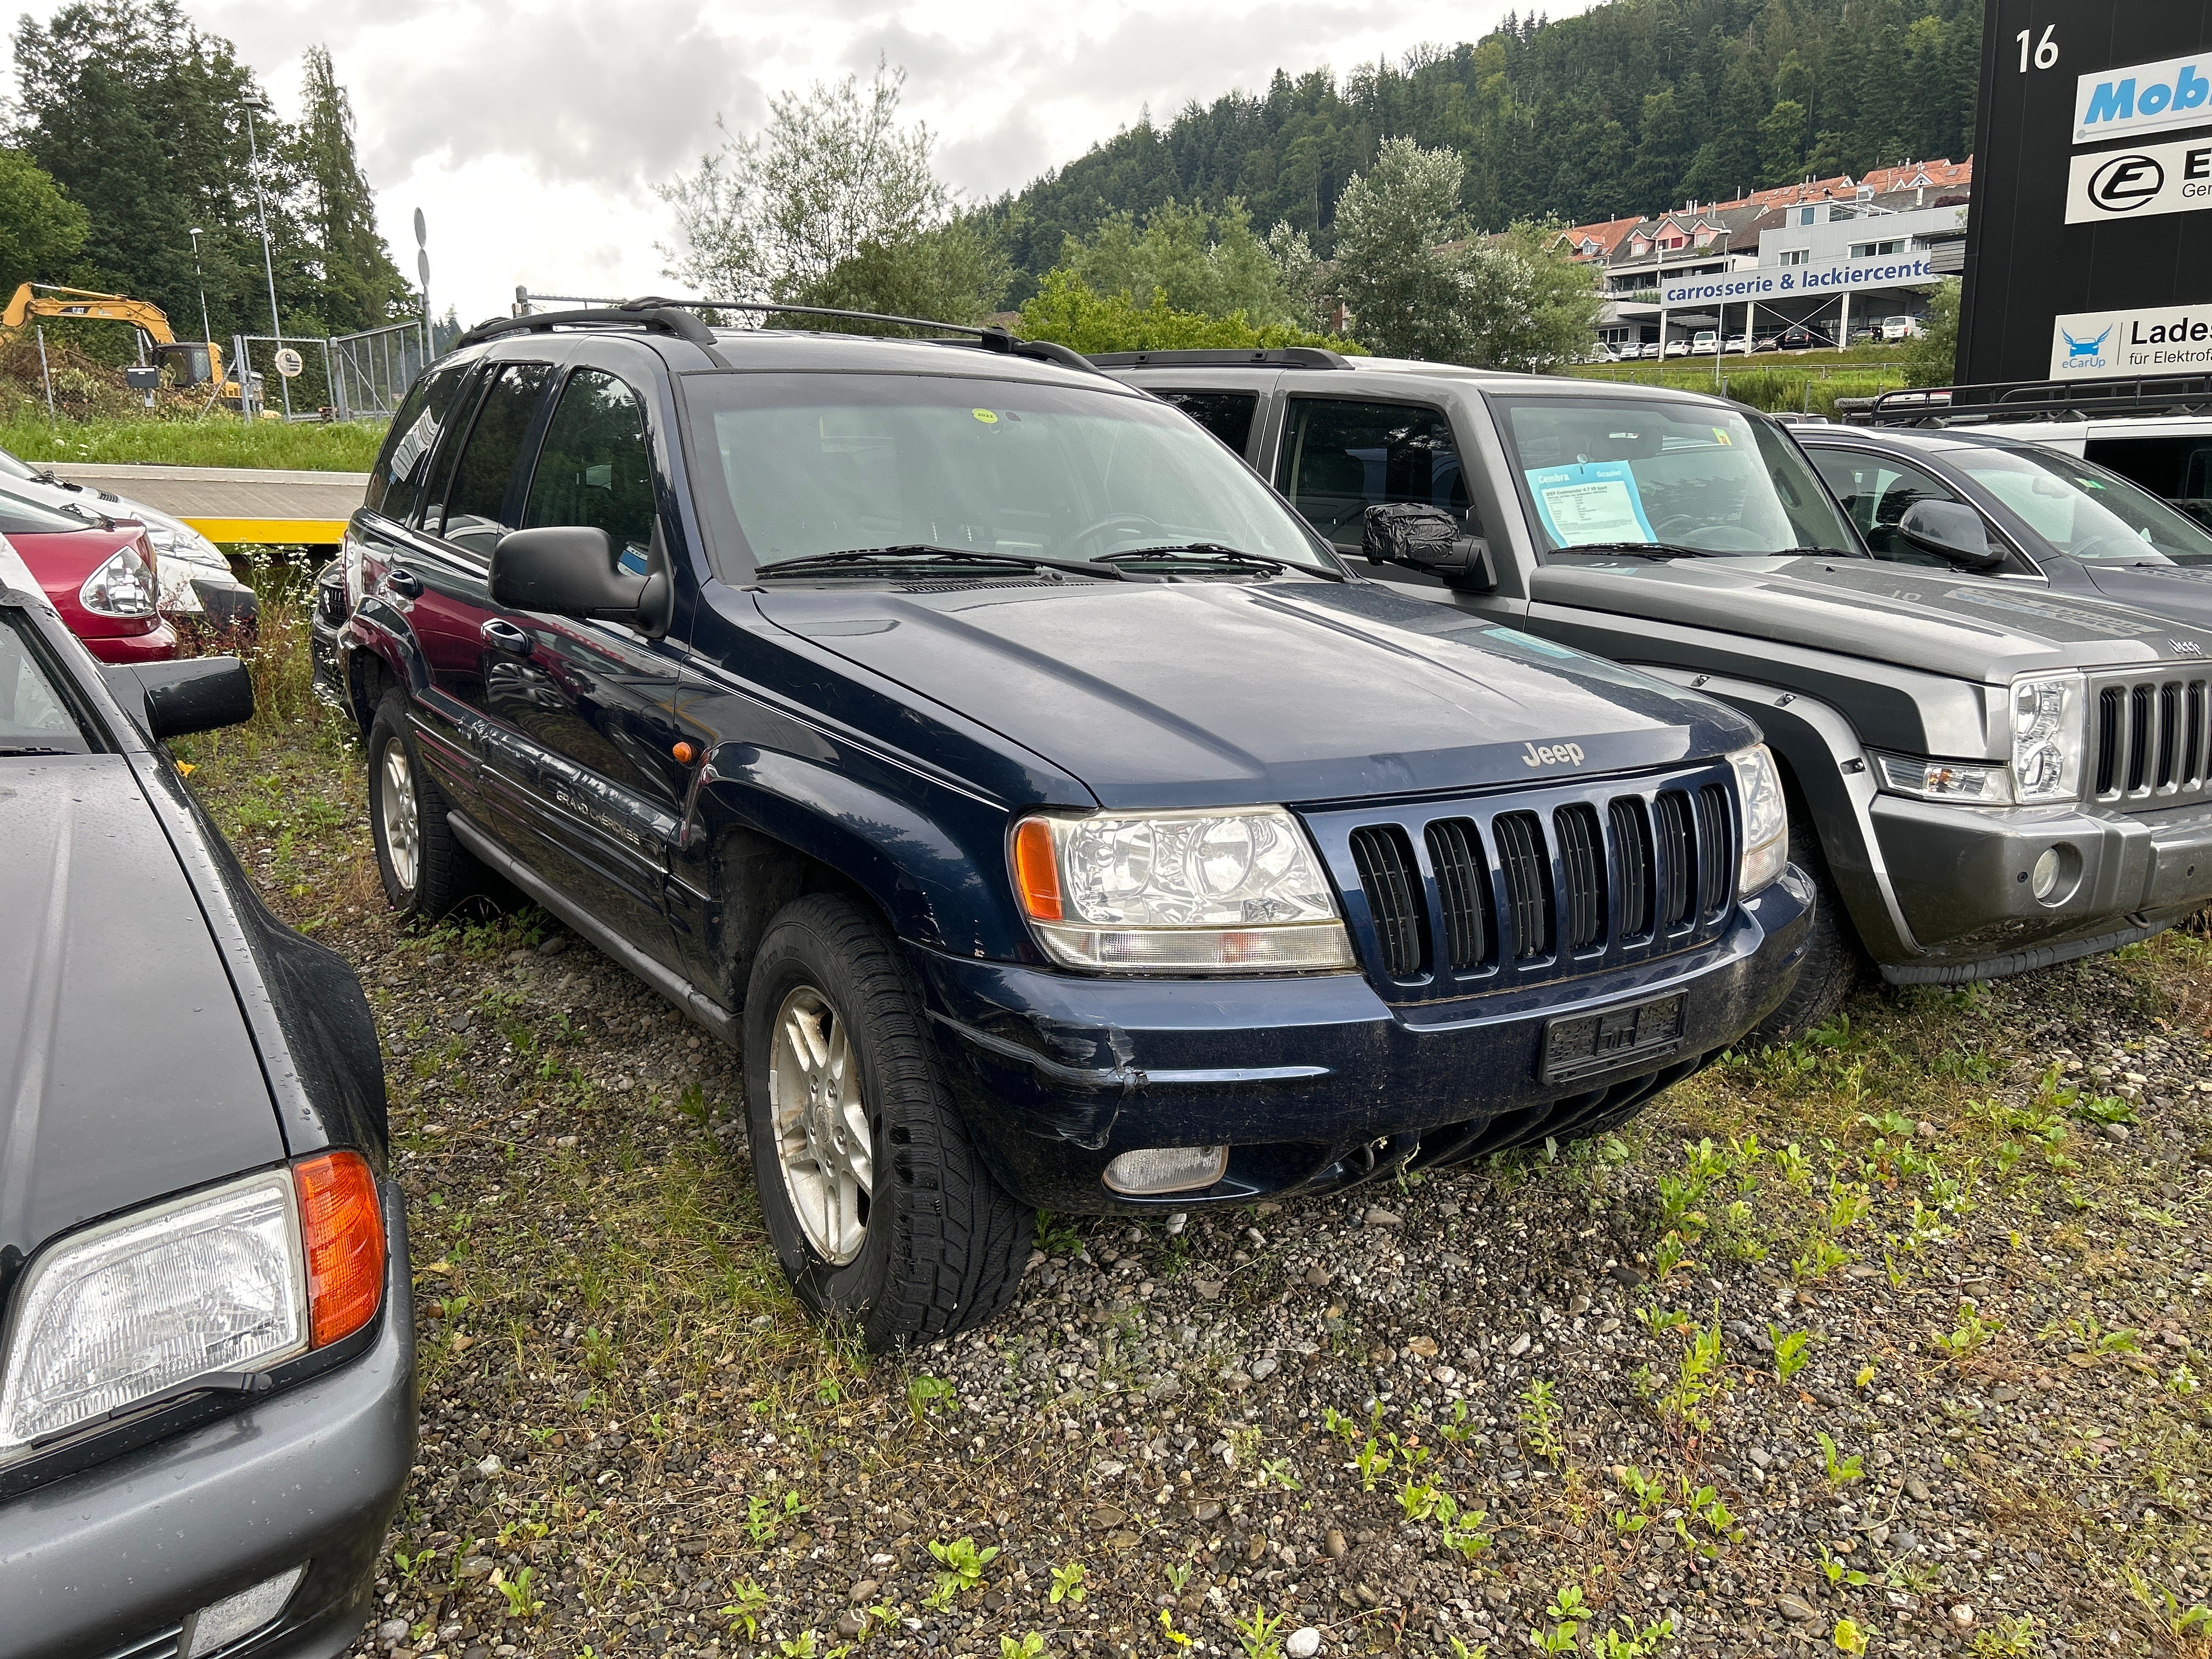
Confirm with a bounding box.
[1541,991,1686,1084]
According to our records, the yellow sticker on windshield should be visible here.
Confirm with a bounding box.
[972,408,999,424]
[1712,427,1733,445]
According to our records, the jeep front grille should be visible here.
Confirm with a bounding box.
[1314,761,1738,1001]
[2090,673,2212,808]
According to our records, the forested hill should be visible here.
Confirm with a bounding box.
[983,0,1980,289]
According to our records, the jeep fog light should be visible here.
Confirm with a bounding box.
[1104,1146,1229,1195]
[1870,752,2013,805]
[1728,744,1788,897]
[2010,672,2085,804]
[1012,809,1354,974]
[183,1563,306,1657]
[2029,844,2080,906]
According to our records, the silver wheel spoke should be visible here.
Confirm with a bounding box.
[768,984,874,1266]
[380,745,419,891]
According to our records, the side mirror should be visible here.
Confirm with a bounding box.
[1895,500,2005,571]
[490,526,672,637]
[1361,503,1498,591]
[103,656,255,740]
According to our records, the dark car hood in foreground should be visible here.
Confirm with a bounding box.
[1528,555,2212,682]
[2075,558,2212,629]
[0,756,281,1275]
[757,577,1754,809]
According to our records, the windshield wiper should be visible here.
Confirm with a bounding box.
[1099,543,1327,578]
[755,546,1135,582]
[1782,546,1865,558]
[1551,541,1733,560]
[0,744,76,756]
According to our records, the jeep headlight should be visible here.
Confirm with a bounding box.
[2010,672,2085,804]
[1729,744,1788,897]
[1011,806,1355,973]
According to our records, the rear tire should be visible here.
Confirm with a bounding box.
[368,691,478,919]
[1741,821,1860,1048]
[743,894,1031,1349]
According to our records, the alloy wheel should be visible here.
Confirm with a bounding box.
[768,984,873,1265]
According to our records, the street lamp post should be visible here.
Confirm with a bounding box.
[241,99,289,419]
[187,227,215,359]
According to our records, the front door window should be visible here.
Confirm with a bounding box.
[433,363,551,556]
[1276,398,1471,550]
[1807,449,1975,567]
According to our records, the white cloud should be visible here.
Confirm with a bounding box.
[3,0,1561,326]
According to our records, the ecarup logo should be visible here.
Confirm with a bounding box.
[2059,326,2111,371]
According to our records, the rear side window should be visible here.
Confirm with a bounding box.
[1154,390,1259,458]
[523,370,659,574]
[434,364,551,557]
[366,362,471,523]
[2084,434,2212,528]
[1276,398,1471,549]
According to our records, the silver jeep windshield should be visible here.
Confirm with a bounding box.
[686,373,1340,575]
[1493,396,1859,558]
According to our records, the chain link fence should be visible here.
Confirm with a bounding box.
[230,321,431,422]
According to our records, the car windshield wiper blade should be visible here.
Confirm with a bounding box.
[1783,546,1865,558]
[1551,541,1731,560]
[1100,543,1291,573]
[0,744,76,756]
[755,546,1135,582]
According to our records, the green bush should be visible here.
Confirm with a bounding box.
[1017,268,1358,356]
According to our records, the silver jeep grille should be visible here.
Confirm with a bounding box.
[2090,672,2212,810]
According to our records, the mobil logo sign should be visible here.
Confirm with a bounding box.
[2064,134,2212,223]
[2074,50,2212,144]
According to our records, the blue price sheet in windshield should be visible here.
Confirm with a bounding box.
[1526,460,1657,548]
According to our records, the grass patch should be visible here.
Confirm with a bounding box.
[0,411,386,471]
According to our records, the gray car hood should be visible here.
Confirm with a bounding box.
[1529,555,2212,682]
[0,757,283,1272]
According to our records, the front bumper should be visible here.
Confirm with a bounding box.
[0,1183,417,1659]
[913,873,1812,1212]
[1870,792,2212,982]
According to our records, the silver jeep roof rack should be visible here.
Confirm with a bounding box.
[1085,347,1353,370]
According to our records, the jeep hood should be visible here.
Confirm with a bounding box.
[2075,558,2212,631]
[1528,556,2212,681]
[755,578,1756,808]
[0,757,283,1278]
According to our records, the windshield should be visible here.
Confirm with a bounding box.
[0,448,40,482]
[1494,396,1858,557]
[1949,444,2212,564]
[686,373,1339,575]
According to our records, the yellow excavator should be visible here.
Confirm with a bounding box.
[2,283,249,404]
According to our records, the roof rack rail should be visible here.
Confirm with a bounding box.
[1863,371,2212,427]
[1084,347,1353,370]
[505,290,1104,376]
[456,300,719,350]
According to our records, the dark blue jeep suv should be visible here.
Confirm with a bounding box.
[337,302,1811,1345]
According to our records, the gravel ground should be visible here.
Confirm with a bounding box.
[178,710,2212,1659]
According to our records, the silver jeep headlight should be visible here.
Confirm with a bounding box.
[0,1171,306,1456]
[1729,744,1788,897]
[2010,671,2085,804]
[1011,806,1354,973]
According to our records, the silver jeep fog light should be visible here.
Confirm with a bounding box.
[2029,844,2081,906]
[183,1562,306,1657]
[1104,1146,1229,1196]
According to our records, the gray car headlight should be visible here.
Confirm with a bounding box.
[2010,672,2086,804]
[0,1171,306,1456]
[1011,806,1355,973]
[1729,744,1788,897]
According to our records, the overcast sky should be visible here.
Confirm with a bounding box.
[6,0,1567,327]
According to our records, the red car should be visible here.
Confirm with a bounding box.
[1,494,174,662]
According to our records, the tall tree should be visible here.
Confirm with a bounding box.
[289,46,407,335]
[0,147,89,296]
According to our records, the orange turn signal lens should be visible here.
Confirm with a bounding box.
[1012,817,1064,921]
[293,1150,386,1348]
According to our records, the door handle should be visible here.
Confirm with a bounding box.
[480,618,532,656]
[385,565,424,599]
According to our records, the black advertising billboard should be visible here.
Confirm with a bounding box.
[1956,1,2212,387]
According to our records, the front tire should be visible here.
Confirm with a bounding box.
[1741,821,1861,1048]
[743,894,1032,1349]
[368,691,478,919]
